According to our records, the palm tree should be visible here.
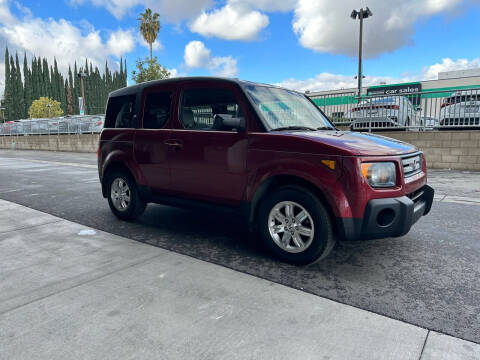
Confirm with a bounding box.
[138,8,161,62]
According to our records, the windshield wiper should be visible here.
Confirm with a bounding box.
[316,126,335,131]
[270,126,317,132]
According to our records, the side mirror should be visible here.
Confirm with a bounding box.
[213,114,246,132]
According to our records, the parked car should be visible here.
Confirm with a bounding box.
[33,118,52,134]
[16,119,34,134]
[1,121,15,134]
[90,115,105,133]
[350,96,420,130]
[47,118,68,133]
[423,116,440,130]
[439,90,480,128]
[98,77,434,265]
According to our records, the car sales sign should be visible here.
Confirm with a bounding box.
[367,83,422,106]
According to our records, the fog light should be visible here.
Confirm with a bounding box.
[377,208,395,227]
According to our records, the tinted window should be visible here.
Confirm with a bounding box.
[180,88,244,131]
[143,91,172,129]
[105,95,136,128]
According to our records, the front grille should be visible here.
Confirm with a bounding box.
[402,154,422,177]
[442,117,480,126]
[407,188,424,203]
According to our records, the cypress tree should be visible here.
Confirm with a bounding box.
[23,53,33,117]
[3,52,126,119]
[4,48,11,121]
[50,66,55,101]
[41,58,49,97]
[65,79,72,115]
[68,65,75,114]
[124,58,127,87]
[15,53,25,120]
[31,57,38,101]
[73,61,80,114]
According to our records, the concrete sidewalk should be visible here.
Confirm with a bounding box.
[0,199,478,360]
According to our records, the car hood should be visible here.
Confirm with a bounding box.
[292,130,417,156]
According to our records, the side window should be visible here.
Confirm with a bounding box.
[143,91,172,129]
[105,95,136,128]
[180,88,244,131]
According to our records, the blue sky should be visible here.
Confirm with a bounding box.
[1,0,480,94]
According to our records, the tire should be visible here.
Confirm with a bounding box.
[258,185,335,265]
[106,170,146,221]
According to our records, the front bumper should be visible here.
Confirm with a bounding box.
[337,185,434,241]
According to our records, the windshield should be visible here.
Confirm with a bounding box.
[243,85,334,131]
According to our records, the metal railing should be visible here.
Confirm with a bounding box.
[309,87,480,131]
[0,115,105,136]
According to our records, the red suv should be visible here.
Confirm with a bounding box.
[98,77,434,265]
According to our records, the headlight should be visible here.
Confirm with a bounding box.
[361,162,396,188]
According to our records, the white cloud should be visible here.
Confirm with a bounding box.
[0,17,134,65]
[139,36,163,52]
[184,41,238,77]
[276,73,413,92]
[292,0,464,57]
[423,58,480,80]
[168,68,178,77]
[184,40,211,68]
[189,3,269,41]
[72,0,290,41]
[14,1,33,18]
[230,0,296,12]
[276,57,480,92]
[70,0,213,21]
[0,0,136,97]
[107,29,136,57]
[0,61,4,95]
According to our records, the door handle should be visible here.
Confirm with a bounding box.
[164,139,183,150]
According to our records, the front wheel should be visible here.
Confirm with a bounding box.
[258,186,335,265]
[106,171,146,221]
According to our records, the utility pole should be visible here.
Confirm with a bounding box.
[351,7,372,103]
[78,72,87,115]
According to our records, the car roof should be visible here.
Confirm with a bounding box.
[108,76,293,98]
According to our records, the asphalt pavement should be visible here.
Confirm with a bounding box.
[0,199,445,359]
[0,149,479,346]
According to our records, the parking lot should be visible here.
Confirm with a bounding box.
[0,149,479,357]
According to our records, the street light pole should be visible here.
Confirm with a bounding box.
[78,72,87,115]
[351,7,372,103]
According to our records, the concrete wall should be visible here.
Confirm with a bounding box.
[380,130,480,171]
[0,134,99,153]
[1,131,479,170]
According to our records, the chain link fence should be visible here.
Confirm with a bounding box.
[0,115,104,135]
[309,87,480,131]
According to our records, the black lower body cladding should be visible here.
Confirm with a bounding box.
[337,185,434,241]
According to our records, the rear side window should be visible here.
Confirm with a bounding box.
[105,95,137,128]
[180,88,244,131]
[143,91,172,129]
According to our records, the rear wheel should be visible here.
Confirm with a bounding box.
[106,170,146,220]
[258,186,335,265]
